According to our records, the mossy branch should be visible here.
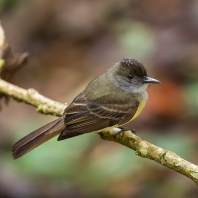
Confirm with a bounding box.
[99,131,198,185]
[0,22,198,185]
[0,79,66,116]
[0,78,198,185]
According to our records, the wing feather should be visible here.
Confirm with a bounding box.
[58,92,139,140]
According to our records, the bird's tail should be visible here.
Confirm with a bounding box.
[12,118,65,159]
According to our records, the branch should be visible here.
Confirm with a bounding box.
[0,78,198,185]
[0,23,198,185]
[99,131,198,185]
[0,79,66,116]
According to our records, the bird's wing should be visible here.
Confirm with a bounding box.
[58,92,139,140]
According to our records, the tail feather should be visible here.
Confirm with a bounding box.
[12,118,65,159]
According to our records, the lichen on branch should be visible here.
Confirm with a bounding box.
[99,130,198,185]
[0,22,198,185]
[0,79,66,116]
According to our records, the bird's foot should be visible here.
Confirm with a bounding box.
[118,127,136,134]
[110,127,136,139]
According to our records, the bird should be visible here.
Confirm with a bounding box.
[12,58,160,159]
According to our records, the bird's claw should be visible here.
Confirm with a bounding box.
[113,127,136,139]
[119,127,136,134]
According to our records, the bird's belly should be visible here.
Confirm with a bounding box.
[132,100,146,120]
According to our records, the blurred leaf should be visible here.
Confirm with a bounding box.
[0,24,29,106]
[0,43,28,81]
[184,81,198,115]
[0,0,18,12]
[143,132,195,158]
[117,22,156,59]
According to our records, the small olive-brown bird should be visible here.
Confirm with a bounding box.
[12,58,160,159]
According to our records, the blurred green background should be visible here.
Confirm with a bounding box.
[1,0,198,197]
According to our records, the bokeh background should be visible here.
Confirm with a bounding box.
[1,0,198,197]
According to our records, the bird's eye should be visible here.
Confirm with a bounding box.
[128,74,133,80]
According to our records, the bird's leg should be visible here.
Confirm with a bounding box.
[118,127,136,134]
[109,127,136,138]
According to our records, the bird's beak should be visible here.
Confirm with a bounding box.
[144,76,160,84]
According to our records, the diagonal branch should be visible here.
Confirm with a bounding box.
[0,78,198,185]
[0,22,198,185]
[99,131,198,185]
[0,79,66,116]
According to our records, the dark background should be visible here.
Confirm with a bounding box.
[1,0,198,197]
